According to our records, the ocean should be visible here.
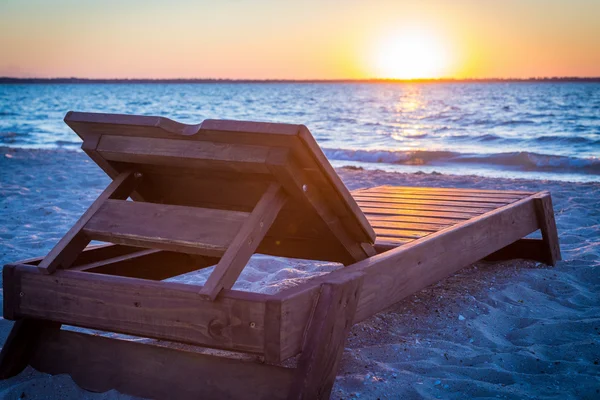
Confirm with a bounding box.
[1,82,599,182]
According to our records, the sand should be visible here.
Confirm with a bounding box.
[0,146,599,399]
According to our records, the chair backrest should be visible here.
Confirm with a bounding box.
[65,112,376,265]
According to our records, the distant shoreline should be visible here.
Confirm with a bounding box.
[1,77,600,84]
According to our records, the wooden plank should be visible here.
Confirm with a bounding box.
[533,192,561,266]
[358,185,534,196]
[289,278,363,400]
[30,329,294,400]
[275,195,540,360]
[352,190,524,202]
[96,135,273,174]
[372,228,432,240]
[84,200,248,257]
[5,265,269,354]
[368,220,451,232]
[200,183,288,300]
[267,150,370,262]
[360,206,477,220]
[0,319,60,379]
[354,196,506,208]
[71,250,220,281]
[364,214,465,225]
[37,171,141,274]
[357,201,493,214]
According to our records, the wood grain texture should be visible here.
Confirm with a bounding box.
[97,135,273,174]
[30,329,294,400]
[84,200,248,256]
[533,192,561,266]
[288,278,363,400]
[275,195,540,360]
[200,183,288,300]
[65,112,376,252]
[37,171,141,274]
[6,265,269,354]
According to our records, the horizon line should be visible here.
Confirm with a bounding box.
[1,76,600,84]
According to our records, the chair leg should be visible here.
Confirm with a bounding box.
[288,277,363,400]
[533,193,561,266]
[0,319,61,379]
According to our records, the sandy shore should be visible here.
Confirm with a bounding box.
[1,147,599,399]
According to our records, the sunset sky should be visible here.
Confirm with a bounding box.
[1,0,599,80]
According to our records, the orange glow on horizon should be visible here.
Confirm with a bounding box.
[0,1,599,80]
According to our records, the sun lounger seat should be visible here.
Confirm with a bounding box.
[0,112,560,399]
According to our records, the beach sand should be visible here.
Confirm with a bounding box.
[0,147,599,399]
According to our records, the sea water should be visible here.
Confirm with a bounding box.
[1,82,599,182]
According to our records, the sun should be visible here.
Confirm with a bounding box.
[372,28,451,80]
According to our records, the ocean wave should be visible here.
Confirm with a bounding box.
[323,148,600,174]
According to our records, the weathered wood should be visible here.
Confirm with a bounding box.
[96,135,273,174]
[368,219,451,232]
[66,112,376,247]
[275,196,540,360]
[533,192,561,266]
[372,227,432,240]
[0,319,60,379]
[37,171,141,274]
[71,250,220,281]
[357,201,493,214]
[5,265,269,354]
[200,183,288,300]
[354,196,506,209]
[267,150,370,262]
[84,200,248,257]
[30,329,294,400]
[353,190,523,202]
[289,278,363,400]
[360,206,477,219]
[359,185,534,196]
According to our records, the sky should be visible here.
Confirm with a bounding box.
[1,0,599,80]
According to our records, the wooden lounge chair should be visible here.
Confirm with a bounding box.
[0,112,561,399]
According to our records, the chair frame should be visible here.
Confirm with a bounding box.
[0,113,561,400]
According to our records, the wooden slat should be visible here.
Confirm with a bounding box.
[30,329,293,400]
[97,135,273,174]
[274,194,540,360]
[360,206,477,220]
[84,200,248,257]
[37,171,141,274]
[358,185,534,196]
[372,228,432,240]
[353,190,524,202]
[4,265,268,354]
[354,196,507,208]
[365,214,465,225]
[200,183,288,300]
[368,220,451,232]
[357,201,492,214]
